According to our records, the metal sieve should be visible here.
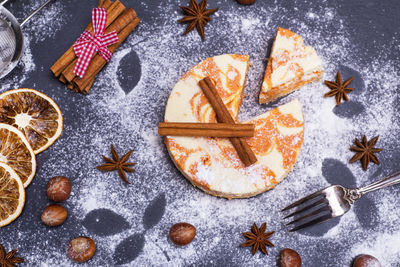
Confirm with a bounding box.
[0,0,55,79]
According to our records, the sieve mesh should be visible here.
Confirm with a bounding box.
[0,16,15,69]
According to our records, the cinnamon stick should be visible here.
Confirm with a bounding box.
[198,77,258,167]
[59,75,67,83]
[50,0,124,77]
[62,8,137,83]
[81,78,95,94]
[66,77,94,93]
[73,14,140,93]
[66,76,94,94]
[158,122,255,137]
[67,83,75,92]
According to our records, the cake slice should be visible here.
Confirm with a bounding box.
[164,54,304,199]
[259,27,324,104]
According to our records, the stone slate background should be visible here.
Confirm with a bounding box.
[0,0,400,266]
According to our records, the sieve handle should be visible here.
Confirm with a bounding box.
[0,0,8,6]
[20,0,55,26]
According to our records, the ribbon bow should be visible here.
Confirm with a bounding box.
[73,8,119,78]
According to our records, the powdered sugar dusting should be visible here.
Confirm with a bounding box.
[22,0,68,42]
[0,0,399,266]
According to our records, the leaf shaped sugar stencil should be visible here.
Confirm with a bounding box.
[332,65,365,119]
[337,65,365,96]
[113,233,145,265]
[143,193,166,230]
[354,196,379,229]
[333,100,365,118]
[82,209,129,236]
[111,193,167,264]
[117,49,141,95]
[322,158,357,188]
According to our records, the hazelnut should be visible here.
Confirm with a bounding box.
[353,255,381,267]
[67,236,96,263]
[279,248,302,267]
[46,176,72,202]
[169,223,196,246]
[41,204,68,226]
[237,0,256,5]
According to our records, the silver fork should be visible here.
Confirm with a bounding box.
[281,170,400,232]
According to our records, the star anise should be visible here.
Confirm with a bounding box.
[178,0,219,41]
[0,244,24,267]
[350,135,382,171]
[97,144,136,184]
[324,71,354,106]
[240,222,275,255]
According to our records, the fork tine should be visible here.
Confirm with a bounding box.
[289,214,333,232]
[283,197,328,219]
[281,191,324,212]
[283,198,328,219]
[286,205,331,226]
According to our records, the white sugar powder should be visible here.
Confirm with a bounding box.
[23,0,68,42]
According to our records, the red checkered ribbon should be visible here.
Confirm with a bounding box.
[73,8,119,78]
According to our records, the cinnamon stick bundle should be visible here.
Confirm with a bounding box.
[51,0,124,77]
[61,8,138,84]
[198,77,258,167]
[72,14,140,94]
[51,0,140,94]
[158,122,255,137]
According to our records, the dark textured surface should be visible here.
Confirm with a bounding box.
[0,0,399,266]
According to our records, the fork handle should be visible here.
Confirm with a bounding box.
[20,0,55,26]
[358,170,400,195]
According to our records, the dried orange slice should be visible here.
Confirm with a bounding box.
[0,123,36,188]
[0,161,25,227]
[0,88,63,154]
